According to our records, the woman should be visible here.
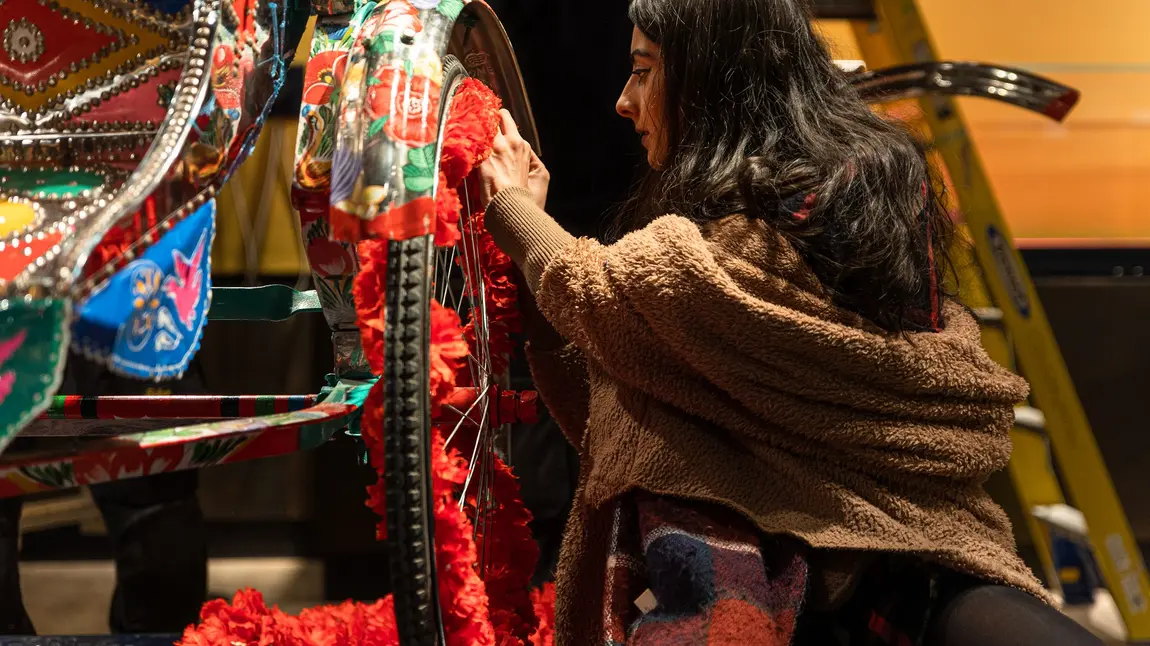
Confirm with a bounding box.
[479,0,1102,644]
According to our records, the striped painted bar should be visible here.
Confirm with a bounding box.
[41,395,319,420]
[37,389,542,423]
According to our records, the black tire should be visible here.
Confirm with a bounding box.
[383,55,469,646]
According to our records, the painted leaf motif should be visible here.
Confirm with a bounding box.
[311,27,330,56]
[404,174,435,194]
[191,437,247,466]
[316,275,344,309]
[296,127,308,156]
[368,116,390,138]
[402,143,436,193]
[436,0,463,20]
[407,144,436,169]
[367,32,395,58]
[20,462,74,488]
[297,106,335,157]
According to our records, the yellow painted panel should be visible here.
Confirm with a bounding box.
[293,16,316,67]
[212,119,307,276]
[0,202,36,237]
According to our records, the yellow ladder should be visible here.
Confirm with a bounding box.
[828,0,1150,639]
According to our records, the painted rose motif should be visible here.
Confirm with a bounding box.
[307,238,359,278]
[302,50,349,106]
[211,45,242,111]
[378,0,423,36]
[366,64,441,147]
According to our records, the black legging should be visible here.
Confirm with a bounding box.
[927,582,1103,646]
[796,557,1105,646]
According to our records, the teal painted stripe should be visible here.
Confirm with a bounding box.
[208,286,323,321]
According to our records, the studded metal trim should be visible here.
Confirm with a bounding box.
[3,17,46,65]
[0,164,123,201]
[75,185,215,294]
[0,0,192,131]
[0,0,220,300]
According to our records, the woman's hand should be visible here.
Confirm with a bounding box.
[479,109,549,209]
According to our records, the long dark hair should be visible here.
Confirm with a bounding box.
[619,0,956,332]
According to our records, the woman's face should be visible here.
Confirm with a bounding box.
[616,28,665,168]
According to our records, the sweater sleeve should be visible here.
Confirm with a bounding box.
[485,187,576,293]
[515,270,591,448]
[484,187,696,399]
[525,341,591,448]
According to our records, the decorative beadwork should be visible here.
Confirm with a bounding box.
[0,0,214,297]
[0,165,122,200]
[155,78,176,108]
[0,0,188,127]
[3,18,46,64]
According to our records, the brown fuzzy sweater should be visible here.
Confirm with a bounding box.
[485,187,1045,645]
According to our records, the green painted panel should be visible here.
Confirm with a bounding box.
[0,298,69,456]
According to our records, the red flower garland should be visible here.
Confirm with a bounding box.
[179,589,400,646]
[529,584,556,646]
[433,79,539,644]
[179,75,554,646]
[459,206,521,380]
[474,457,540,644]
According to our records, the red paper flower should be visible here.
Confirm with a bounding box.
[529,585,556,646]
[303,50,350,105]
[353,239,388,375]
[366,64,441,148]
[429,300,469,406]
[440,79,502,184]
[430,428,496,646]
[435,173,462,247]
[479,459,540,643]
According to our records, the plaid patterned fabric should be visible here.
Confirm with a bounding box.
[601,492,809,645]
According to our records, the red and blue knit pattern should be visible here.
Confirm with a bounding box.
[602,492,808,645]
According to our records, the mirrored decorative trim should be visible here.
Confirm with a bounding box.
[0,0,219,298]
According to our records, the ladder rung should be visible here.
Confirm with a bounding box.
[1014,405,1046,433]
[972,307,1005,325]
[810,0,875,20]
